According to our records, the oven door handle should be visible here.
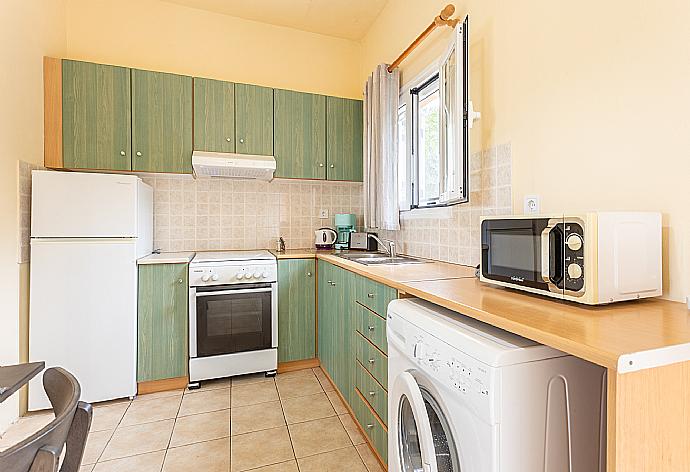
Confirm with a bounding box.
[195,288,273,297]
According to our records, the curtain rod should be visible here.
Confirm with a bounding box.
[387,4,460,73]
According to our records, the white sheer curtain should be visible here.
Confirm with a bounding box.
[363,64,400,231]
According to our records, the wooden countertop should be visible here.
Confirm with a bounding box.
[399,278,690,370]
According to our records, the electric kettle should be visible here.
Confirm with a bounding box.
[314,228,337,249]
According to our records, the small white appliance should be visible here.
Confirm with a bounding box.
[188,250,278,386]
[387,298,607,472]
[480,212,662,304]
[314,228,337,249]
[192,150,276,181]
[29,171,152,410]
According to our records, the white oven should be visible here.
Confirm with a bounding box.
[188,251,278,386]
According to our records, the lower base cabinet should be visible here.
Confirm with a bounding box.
[137,263,188,383]
[318,261,396,465]
[278,258,316,363]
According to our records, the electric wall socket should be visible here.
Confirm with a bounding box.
[524,195,540,214]
[319,209,329,219]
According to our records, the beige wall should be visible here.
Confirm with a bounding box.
[63,0,363,99]
[0,0,66,431]
[361,0,690,301]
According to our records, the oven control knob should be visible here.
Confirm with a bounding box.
[201,274,211,282]
[567,263,583,279]
[566,234,583,251]
[254,271,261,278]
[244,273,253,279]
[235,273,243,280]
[261,272,267,278]
[211,274,219,281]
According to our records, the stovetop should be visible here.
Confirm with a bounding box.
[191,250,275,264]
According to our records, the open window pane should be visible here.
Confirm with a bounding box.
[417,79,440,205]
[398,103,409,210]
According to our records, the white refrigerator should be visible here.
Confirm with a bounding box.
[29,171,153,410]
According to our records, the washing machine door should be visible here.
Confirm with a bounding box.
[394,372,461,472]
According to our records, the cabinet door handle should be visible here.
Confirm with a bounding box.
[367,326,375,332]
[319,163,324,167]
[368,358,375,364]
[136,151,142,157]
[239,138,245,144]
[327,280,332,285]
[366,423,374,429]
[120,150,126,156]
[330,164,335,168]
[226,137,231,142]
[368,391,376,397]
[367,293,375,298]
[307,272,312,277]
[178,279,184,284]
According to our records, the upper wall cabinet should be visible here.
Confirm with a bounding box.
[194,78,235,153]
[235,83,273,156]
[62,60,132,171]
[326,97,363,182]
[274,89,326,179]
[132,70,193,173]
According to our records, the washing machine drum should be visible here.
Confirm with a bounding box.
[395,372,460,472]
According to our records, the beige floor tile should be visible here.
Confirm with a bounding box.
[187,377,232,393]
[231,381,279,407]
[313,368,335,392]
[339,414,366,445]
[276,369,314,380]
[163,437,230,472]
[231,426,294,471]
[90,403,129,432]
[92,450,165,472]
[288,416,352,458]
[81,429,114,465]
[120,396,181,426]
[232,372,274,386]
[276,373,323,399]
[355,444,386,472]
[100,419,174,461]
[281,393,335,424]
[178,387,230,416]
[134,389,184,402]
[170,409,230,447]
[80,465,94,472]
[325,390,348,415]
[231,401,285,435]
[0,413,53,451]
[297,446,368,472]
[248,460,299,472]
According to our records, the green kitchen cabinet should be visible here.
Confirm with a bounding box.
[326,96,364,182]
[137,263,188,382]
[274,89,326,179]
[278,259,316,362]
[132,69,193,173]
[62,60,132,171]
[318,260,336,378]
[235,83,273,156]
[194,77,235,153]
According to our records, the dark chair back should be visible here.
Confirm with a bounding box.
[0,367,93,472]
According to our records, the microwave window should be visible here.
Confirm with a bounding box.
[489,231,541,280]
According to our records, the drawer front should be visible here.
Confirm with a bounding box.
[357,277,397,317]
[352,390,388,463]
[355,361,387,424]
[355,332,388,387]
[355,303,387,354]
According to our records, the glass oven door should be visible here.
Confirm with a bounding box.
[481,217,565,293]
[194,283,273,357]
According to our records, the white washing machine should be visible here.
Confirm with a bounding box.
[387,299,607,472]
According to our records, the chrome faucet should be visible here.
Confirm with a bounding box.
[367,234,397,258]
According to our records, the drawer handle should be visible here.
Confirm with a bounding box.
[307,272,312,277]
[367,293,375,298]
[366,423,374,429]
[367,326,375,332]
[178,278,184,284]
[226,137,231,142]
[368,391,376,397]
[368,358,375,364]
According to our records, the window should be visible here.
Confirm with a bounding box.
[398,17,473,210]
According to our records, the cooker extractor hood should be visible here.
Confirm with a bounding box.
[192,150,276,181]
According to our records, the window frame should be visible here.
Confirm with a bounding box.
[397,17,471,212]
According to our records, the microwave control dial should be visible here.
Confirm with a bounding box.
[566,233,583,251]
[567,263,583,279]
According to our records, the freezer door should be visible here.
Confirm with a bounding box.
[29,239,138,409]
[31,170,141,237]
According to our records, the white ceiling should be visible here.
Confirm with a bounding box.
[161,0,388,40]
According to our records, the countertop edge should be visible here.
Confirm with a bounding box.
[137,252,196,265]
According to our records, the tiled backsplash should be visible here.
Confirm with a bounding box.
[141,175,364,252]
[378,143,513,266]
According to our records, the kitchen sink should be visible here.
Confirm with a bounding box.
[336,252,426,265]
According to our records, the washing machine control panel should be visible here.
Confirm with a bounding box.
[408,332,496,422]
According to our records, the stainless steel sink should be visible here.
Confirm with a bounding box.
[336,252,426,265]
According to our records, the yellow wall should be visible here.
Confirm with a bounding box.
[0,0,67,431]
[63,0,363,99]
[361,0,690,302]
